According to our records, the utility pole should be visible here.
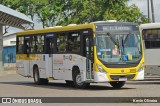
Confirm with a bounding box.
[147,0,150,23]
[150,0,155,22]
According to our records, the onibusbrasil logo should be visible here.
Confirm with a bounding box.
[1,98,42,104]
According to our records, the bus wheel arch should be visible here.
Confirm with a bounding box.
[33,64,48,85]
[72,66,89,89]
[72,66,79,79]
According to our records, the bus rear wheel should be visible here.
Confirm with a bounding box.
[33,67,48,85]
[110,81,125,88]
[73,69,90,89]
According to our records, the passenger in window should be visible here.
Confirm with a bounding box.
[112,45,119,55]
[68,41,73,51]
[59,40,66,52]
[24,45,28,53]
[34,45,38,53]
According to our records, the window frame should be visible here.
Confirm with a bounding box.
[143,29,160,49]
[16,28,94,55]
[16,35,24,54]
[54,28,93,56]
[16,34,46,54]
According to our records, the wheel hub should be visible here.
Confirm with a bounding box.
[76,73,83,86]
[34,71,38,82]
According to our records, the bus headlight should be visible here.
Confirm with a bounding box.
[138,63,145,72]
[96,64,107,73]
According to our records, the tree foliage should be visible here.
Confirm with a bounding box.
[0,0,148,28]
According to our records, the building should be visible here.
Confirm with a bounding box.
[3,33,16,68]
[0,4,33,71]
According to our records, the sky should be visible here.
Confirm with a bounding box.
[4,0,160,35]
[128,0,160,22]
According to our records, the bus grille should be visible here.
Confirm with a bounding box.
[110,74,135,80]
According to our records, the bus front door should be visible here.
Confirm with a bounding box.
[83,33,94,80]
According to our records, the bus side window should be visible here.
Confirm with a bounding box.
[24,39,31,54]
[68,32,80,52]
[24,40,29,54]
[144,29,160,49]
[57,33,67,52]
[17,36,24,54]
[36,35,44,53]
[30,36,35,53]
[33,36,37,53]
[45,33,54,54]
[34,45,38,52]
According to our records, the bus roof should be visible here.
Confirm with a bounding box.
[140,23,160,30]
[16,21,138,36]
[93,21,137,26]
[16,23,94,36]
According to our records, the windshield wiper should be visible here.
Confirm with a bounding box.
[107,32,119,48]
[123,33,130,44]
[121,37,125,55]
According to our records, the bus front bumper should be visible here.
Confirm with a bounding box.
[93,70,144,82]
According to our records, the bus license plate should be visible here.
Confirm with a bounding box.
[119,77,127,81]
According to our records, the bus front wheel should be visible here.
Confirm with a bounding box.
[33,67,48,85]
[73,69,89,89]
[109,81,125,88]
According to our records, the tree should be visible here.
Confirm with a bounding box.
[36,0,65,28]
[58,0,105,25]
[103,3,148,24]
[59,0,148,25]
[1,0,148,28]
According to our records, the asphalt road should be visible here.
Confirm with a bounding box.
[0,71,160,106]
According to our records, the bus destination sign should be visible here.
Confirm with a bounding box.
[102,26,132,31]
[96,25,136,32]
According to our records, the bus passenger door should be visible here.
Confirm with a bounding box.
[45,33,54,78]
[83,31,94,80]
[23,38,31,76]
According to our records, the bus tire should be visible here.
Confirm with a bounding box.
[33,67,48,85]
[109,81,125,88]
[65,80,74,86]
[73,69,89,89]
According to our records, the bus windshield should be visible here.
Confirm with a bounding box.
[96,32,142,63]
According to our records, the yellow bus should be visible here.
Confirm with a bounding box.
[16,21,144,89]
